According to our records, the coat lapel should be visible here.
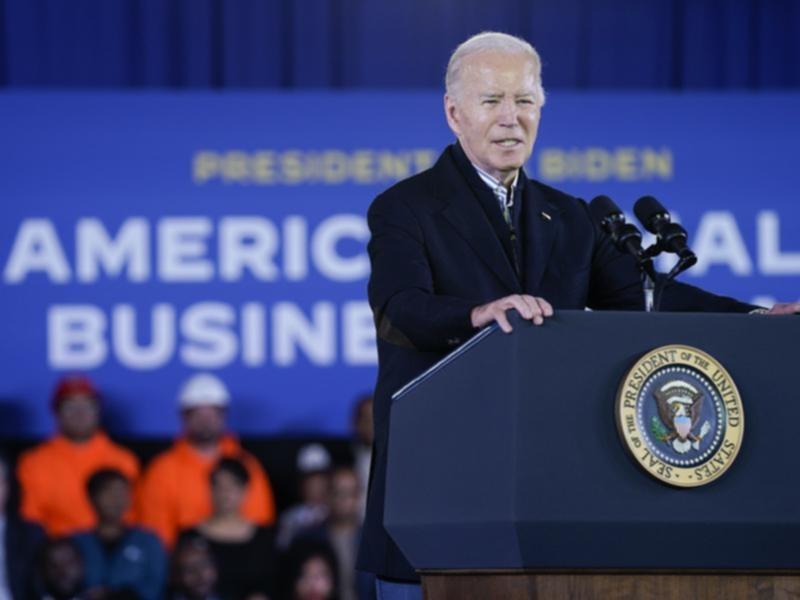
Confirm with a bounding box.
[434,151,521,293]
[521,177,559,294]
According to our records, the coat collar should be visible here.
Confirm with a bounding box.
[432,143,559,294]
[435,144,519,292]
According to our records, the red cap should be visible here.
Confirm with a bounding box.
[51,375,98,412]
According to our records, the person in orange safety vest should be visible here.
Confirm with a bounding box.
[16,375,140,537]
[136,373,276,547]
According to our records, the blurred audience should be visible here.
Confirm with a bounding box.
[276,445,331,550]
[17,375,140,537]
[137,373,276,547]
[169,537,220,600]
[73,469,166,600]
[293,468,370,600]
[278,539,338,600]
[179,458,275,600]
[0,452,45,600]
[36,538,85,600]
[348,396,373,519]
[8,377,377,600]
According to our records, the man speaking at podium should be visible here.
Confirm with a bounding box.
[357,32,799,598]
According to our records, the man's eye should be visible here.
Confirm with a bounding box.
[482,99,499,105]
[517,99,534,105]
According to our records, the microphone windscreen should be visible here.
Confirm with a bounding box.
[589,195,621,224]
[633,195,667,231]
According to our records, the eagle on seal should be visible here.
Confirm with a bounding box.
[654,381,709,454]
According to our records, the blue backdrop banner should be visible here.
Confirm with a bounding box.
[1,92,798,438]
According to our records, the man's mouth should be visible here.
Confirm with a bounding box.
[493,139,523,148]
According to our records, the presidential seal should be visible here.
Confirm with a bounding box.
[615,345,744,487]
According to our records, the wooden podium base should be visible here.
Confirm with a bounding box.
[421,572,800,600]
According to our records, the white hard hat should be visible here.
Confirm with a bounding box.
[297,443,332,473]
[178,373,231,409]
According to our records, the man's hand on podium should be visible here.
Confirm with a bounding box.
[470,294,554,333]
[765,301,800,315]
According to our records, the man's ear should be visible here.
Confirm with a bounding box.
[443,94,460,137]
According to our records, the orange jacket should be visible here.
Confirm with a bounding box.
[135,435,275,547]
[17,432,140,537]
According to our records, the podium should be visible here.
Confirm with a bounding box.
[384,310,800,599]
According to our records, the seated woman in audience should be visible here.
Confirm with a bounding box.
[180,458,276,600]
[169,537,220,600]
[73,468,167,600]
[278,538,339,600]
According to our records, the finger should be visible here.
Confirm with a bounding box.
[519,294,538,315]
[769,302,800,315]
[535,297,554,317]
[470,305,487,329]
[521,295,544,325]
[494,309,513,333]
[505,295,533,320]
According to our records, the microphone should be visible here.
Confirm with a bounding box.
[589,195,657,311]
[633,196,697,268]
[589,195,648,263]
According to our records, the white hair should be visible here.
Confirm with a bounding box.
[445,31,546,105]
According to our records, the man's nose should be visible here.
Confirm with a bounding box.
[498,99,519,126]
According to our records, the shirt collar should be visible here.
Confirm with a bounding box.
[471,163,519,202]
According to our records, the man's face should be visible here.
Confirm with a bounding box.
[91,478,131,524]
[445,50,542,183]
[300,471,330,507]
[57,395,99,442]
[182,406,226,445]
[329,469,360,524]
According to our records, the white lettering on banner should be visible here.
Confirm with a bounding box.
[283,216,308,281]
[2,215,370,283]
[76,218,150,282]
[158,217,214,281]
[47,301,371,370]
[690,211,753,276]
[272,302,336,366]
[219,217,279,281]
[180,302,239,368]
[113,304,175,369]
[758,211,800,275]
[5,211,797,285]
[3,220,71,283]
[48,305,108,368]
[241,302,267,366]
[311,216,370,281]
[342,301,378,364]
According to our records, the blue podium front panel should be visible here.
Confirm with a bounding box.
[386,311,800,570]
